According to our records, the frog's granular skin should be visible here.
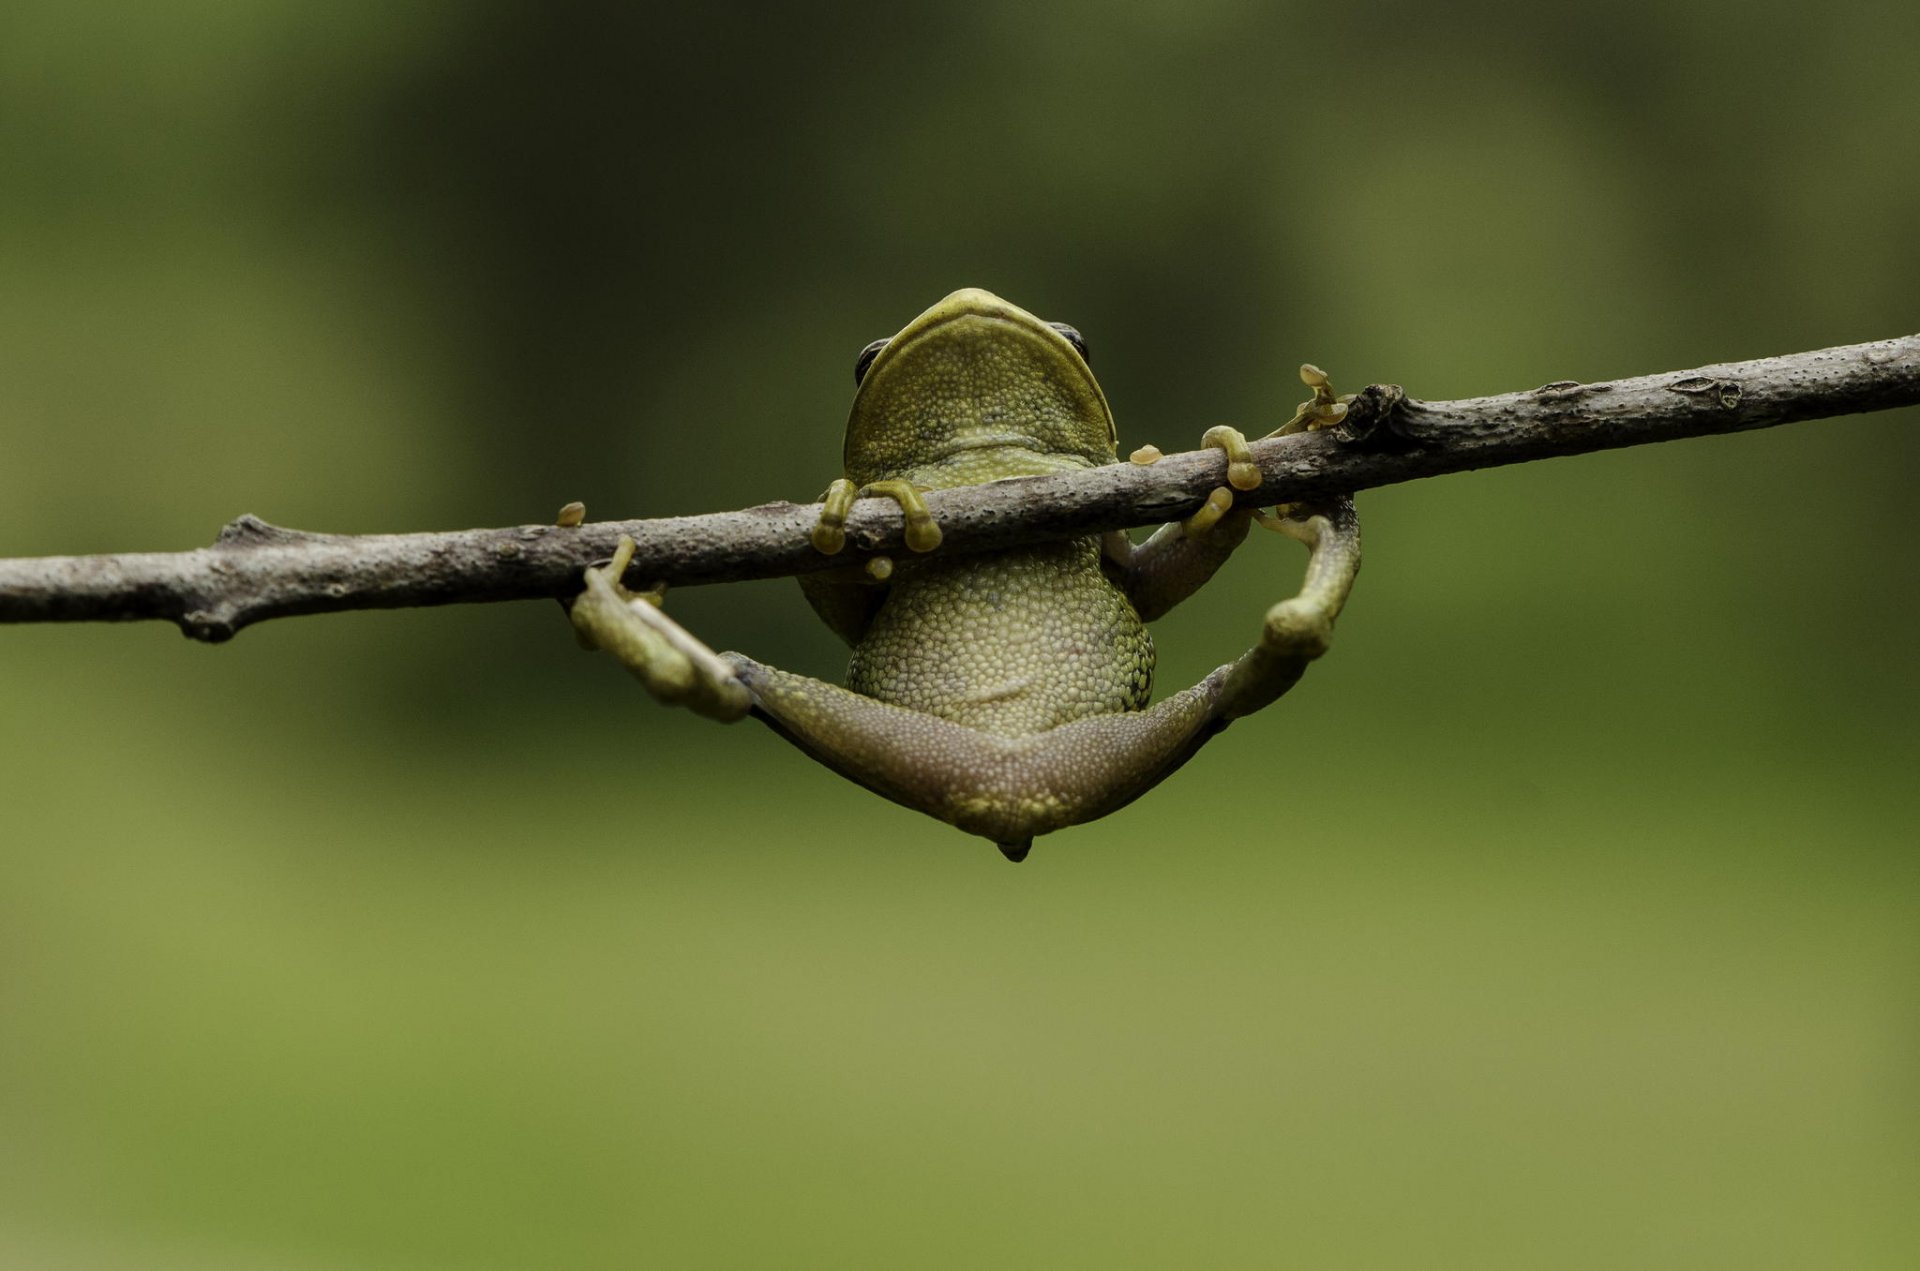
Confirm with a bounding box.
[848,538,1154,738]
[584,289,1360,857]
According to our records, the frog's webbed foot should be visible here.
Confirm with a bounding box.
[1270,363,1353,437]
[568,535,750,722]
[1217,495,1361,721]
[809,478,944,579]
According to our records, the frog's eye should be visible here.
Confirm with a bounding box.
[853,338,889,385]
[1048,322,1090,365]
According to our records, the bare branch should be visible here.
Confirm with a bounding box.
[3,333,1915,642]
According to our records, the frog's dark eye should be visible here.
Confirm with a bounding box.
[1048,322,1090,365]
[853,338,889,385]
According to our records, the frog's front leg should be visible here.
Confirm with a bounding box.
[1177,365,1352,538]
[1113,364,1354,617]
[1102,512,1253,623]
[569,536,750,722]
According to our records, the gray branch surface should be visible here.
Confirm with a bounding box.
[3,333,1916,642]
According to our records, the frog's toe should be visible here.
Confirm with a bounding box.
[1201,425,1262,492]
[1182,425,1260,538]
[862,479,943,552]
[811,478,857,555]
[1271,362,1353,436]
[1253,503,1324,545]
[1182,487,1237,538]
[810,477,943,556]
[997,838,1033,864]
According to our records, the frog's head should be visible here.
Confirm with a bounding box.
[843,288,1117,484]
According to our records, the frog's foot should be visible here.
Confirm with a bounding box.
[810,478,944,556]
[1269,363,1354,437]
[1252,503,1315,542]
[1182,366,1355,536]
[569,536,750,722]
[1182,425,1262,538]
[1218,496,1362,720]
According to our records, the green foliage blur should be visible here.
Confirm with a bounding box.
[3,4,1916,1267]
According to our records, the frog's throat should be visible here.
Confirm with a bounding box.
[937,430,1056,454]
[907,441,1098,488]
[846,291,1117,479]
[867,291,1102,409]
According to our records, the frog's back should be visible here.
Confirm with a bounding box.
[847,537,1152,738]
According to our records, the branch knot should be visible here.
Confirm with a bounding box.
[1334,383,1416,447]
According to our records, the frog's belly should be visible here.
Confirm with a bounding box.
[846,540,1154,737]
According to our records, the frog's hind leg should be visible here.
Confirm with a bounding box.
[1215,495,1361,720]
[727,500,1356,860]
[725,656,1231,862]
[569,536,751,722]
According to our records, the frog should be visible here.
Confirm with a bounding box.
[567,288,1360,862]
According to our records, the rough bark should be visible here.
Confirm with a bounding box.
[1,333,1914,642]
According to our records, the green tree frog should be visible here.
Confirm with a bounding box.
[569,289,1360,861]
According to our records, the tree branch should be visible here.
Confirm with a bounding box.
[3,334,1915,642]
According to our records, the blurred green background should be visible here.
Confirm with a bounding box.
[3,3,1917,1267]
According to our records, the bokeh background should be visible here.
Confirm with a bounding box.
[3,3,1917,1267]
